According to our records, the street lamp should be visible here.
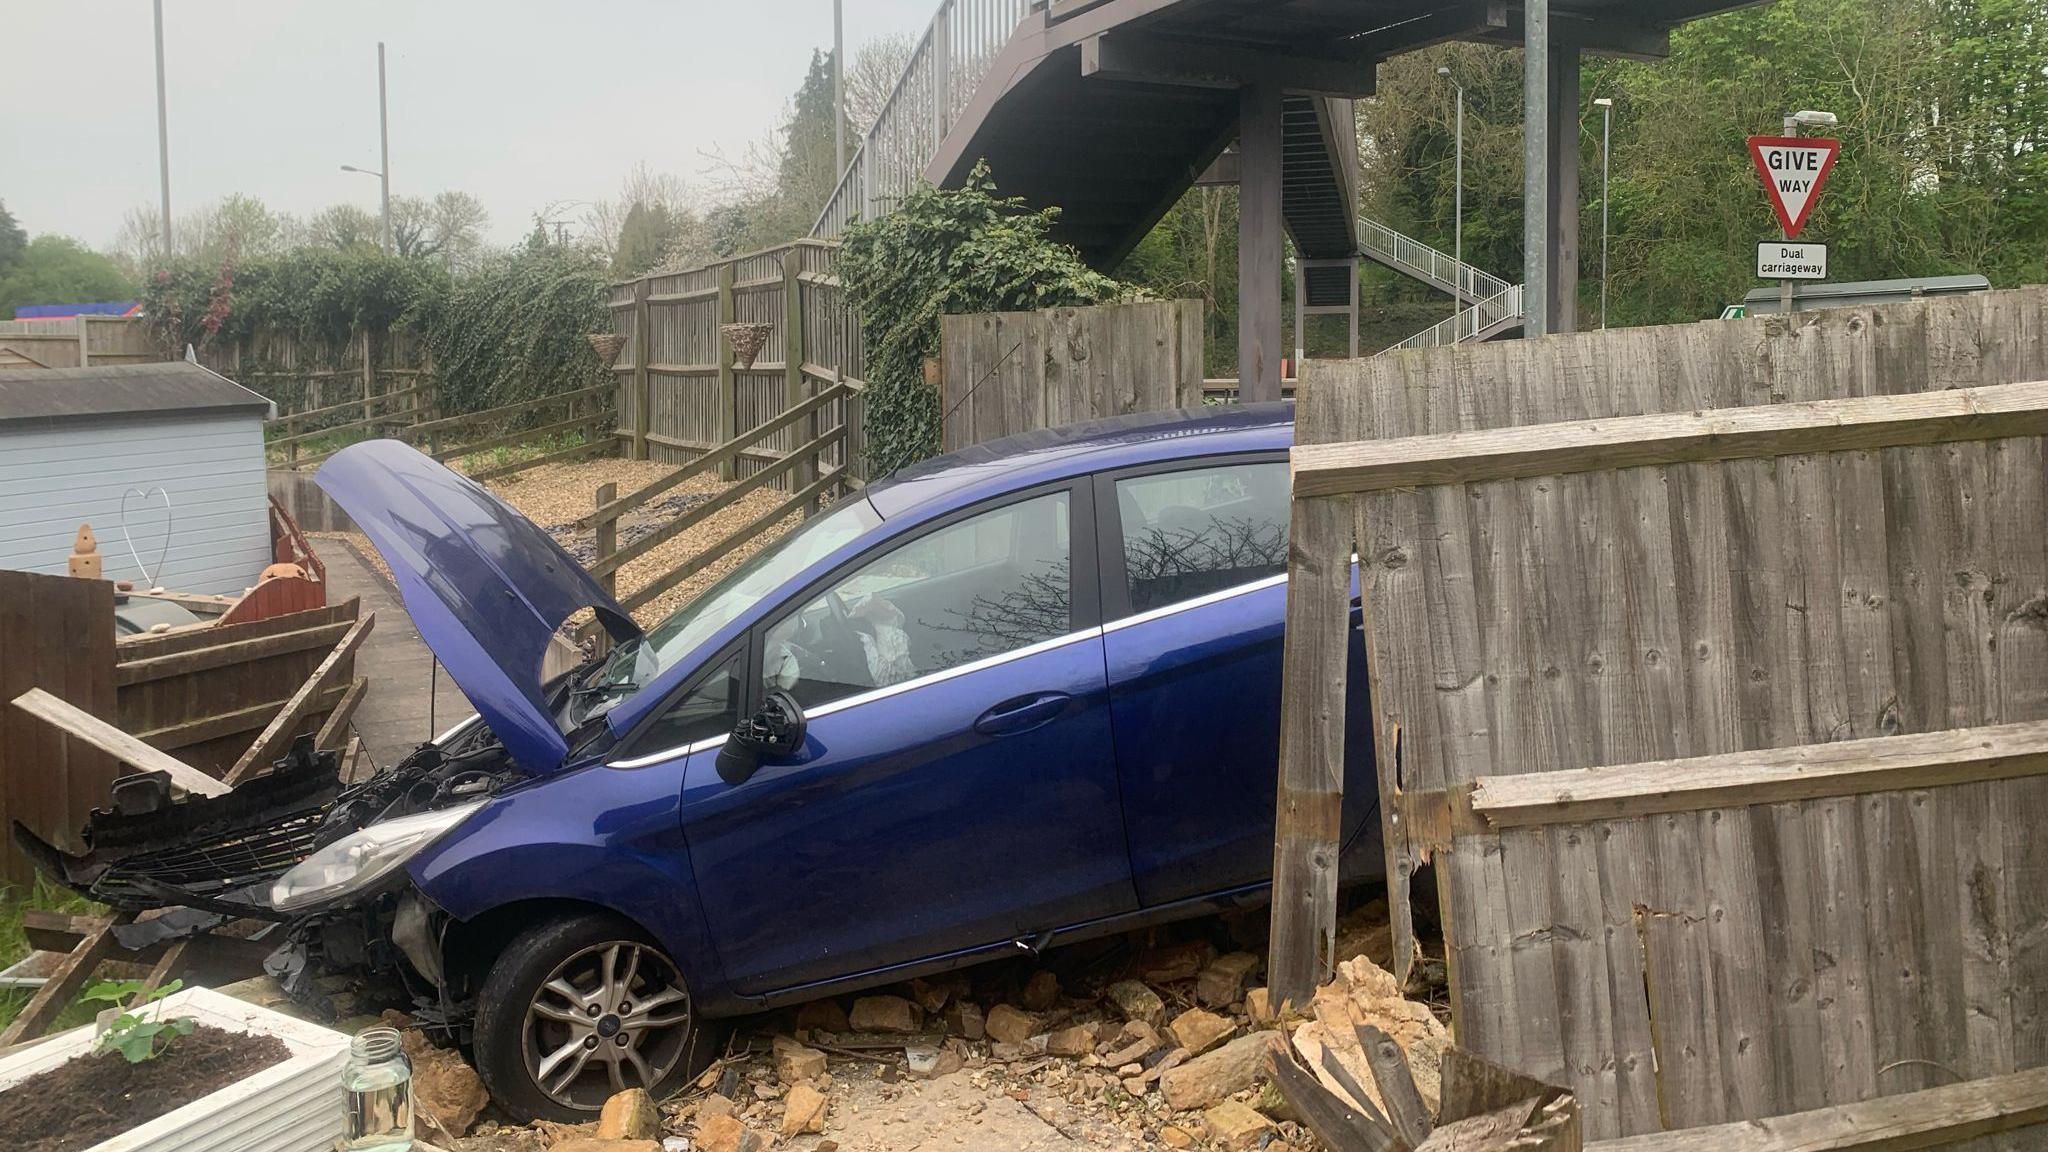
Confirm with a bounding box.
[1593,96,1612,329]
[1437,66,1464,330]
[1776,109,1836,313]
[341,43,392,252]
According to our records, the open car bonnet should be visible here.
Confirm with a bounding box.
[315,440,641,773]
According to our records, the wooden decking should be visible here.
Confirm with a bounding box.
[316,538,471,771]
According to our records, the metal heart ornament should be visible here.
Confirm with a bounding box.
[119,485,175,588]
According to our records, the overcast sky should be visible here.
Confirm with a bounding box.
[0,0,935,249]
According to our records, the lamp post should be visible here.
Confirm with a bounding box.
[834,0,846,177]
[340,43,392,253]
[1437,66,1464,334]
[153,0,172,256]
[1593,96,1612,329]
[1777,108,1836,315]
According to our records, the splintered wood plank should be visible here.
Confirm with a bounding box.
[1584,1064,2048,1152]
[11,687,228,797]
[1360,1023,1434,1149]
[1291,379,2048,499]
[1269,1047,1406,1152]
[226,613,373,785]
[0,911,135,1048]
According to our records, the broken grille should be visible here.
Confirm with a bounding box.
[91,810,326,907]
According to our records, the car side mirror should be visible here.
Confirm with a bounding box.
[715,689,807,785]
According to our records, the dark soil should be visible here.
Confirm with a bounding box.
[0,1022,290,1152]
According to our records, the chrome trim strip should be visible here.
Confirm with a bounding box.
[604,626,1104,769]
[1100,572,1289,635]
[805,626,1104,721]
[431,713,482,746]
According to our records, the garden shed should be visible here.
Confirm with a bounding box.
[0,361,276,594]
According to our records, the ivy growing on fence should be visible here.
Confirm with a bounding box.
[416,247,613,413]
[839,163,1124,473]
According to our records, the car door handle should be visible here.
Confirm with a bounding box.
[974,692,1071,736]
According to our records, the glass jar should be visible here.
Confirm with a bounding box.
[341,1026,414,1151]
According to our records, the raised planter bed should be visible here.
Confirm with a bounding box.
[0,986,350,1152]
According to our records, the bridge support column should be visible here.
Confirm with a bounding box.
[1523,0,1581,337]
[1238,79,1284,403]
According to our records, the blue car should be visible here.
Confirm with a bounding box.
[31,403,1378,1121]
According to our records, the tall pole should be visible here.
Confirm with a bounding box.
[1522,0,1550,336]
[378,42,392,253]
[834,0,846,177]
[1779,113,1797,316]
[1599,100,1611,329]
[1454,82,1464,330]
[153,0,172,257]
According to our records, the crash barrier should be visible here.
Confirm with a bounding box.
[937,299,1206,452]
[584,374,864,617]
[1274,286,2048,1143]
[0,570,366,886]
[608,238,867,488]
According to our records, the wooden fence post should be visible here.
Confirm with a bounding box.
[361,329,376,426]
[784,250,816,513]
[632,278,652,461]
[716,261,738,482]
[77,317,91,367]
[594,482,618,596]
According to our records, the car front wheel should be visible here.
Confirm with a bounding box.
[473,912,716,1121]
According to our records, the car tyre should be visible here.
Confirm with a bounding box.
[473,911,721,1122]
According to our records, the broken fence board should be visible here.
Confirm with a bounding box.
[1291,379,2048,499]
[1468,720,2048,828]
[226,614,373,785]
[10,687,228,797]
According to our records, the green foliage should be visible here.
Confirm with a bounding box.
[1116,187,1242,376]
[142,246,445,353]
[419,245,614,413]
[85,978,193,1064]
[0,200,26,273]
[0,235,135,316]
[614,201,679,277]
[840,163,1125,471]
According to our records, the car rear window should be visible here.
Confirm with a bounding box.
[1115,461,1288,614]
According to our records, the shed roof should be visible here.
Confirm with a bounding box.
[0,361,274,428]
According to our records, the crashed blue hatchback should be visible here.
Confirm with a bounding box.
[20,404,1380,1122]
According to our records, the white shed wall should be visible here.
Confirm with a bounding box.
[0,412,272,595]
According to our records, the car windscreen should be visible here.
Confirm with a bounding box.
[578,496,882,717]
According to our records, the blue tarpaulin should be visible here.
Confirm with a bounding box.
[12,301,143,320]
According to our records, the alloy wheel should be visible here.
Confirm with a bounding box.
[520,940,692,1109]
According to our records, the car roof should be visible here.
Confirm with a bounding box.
[863,401,1294,522]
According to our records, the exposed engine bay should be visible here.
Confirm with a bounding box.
[11,719,522,1036]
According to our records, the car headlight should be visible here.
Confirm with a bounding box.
[269,801,485,912]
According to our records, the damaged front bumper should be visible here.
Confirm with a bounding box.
[13,725,517,1033]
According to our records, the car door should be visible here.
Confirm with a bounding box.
[679,481,1136,994]
[1096,454,1374,907]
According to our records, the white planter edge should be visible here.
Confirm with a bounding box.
[0,984,351,1152]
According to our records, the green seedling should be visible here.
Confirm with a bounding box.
[82,978,194,1063]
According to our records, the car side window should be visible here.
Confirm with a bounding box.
[761,491,1072,712]
[631,654,741,755]
[1115,461,1288,613]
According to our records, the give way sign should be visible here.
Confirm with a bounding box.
[1747,136,1841,239]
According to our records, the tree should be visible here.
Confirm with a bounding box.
[0,200,26,273]
[613,200,677,277]
[847,35,915,135]
[0,235,135,316]
[307,204,383,251]
[392,191,490,270]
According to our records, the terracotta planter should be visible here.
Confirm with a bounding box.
[0,986,351,1152]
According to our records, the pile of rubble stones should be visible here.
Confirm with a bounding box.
[427,902,1438,1152]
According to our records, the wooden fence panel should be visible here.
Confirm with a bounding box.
[0,570,118,884]
[940,299,1205,451]
[114,599,362,777]
[1293,287,2048,1141]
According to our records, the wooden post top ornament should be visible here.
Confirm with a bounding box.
[68,524,102,579]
